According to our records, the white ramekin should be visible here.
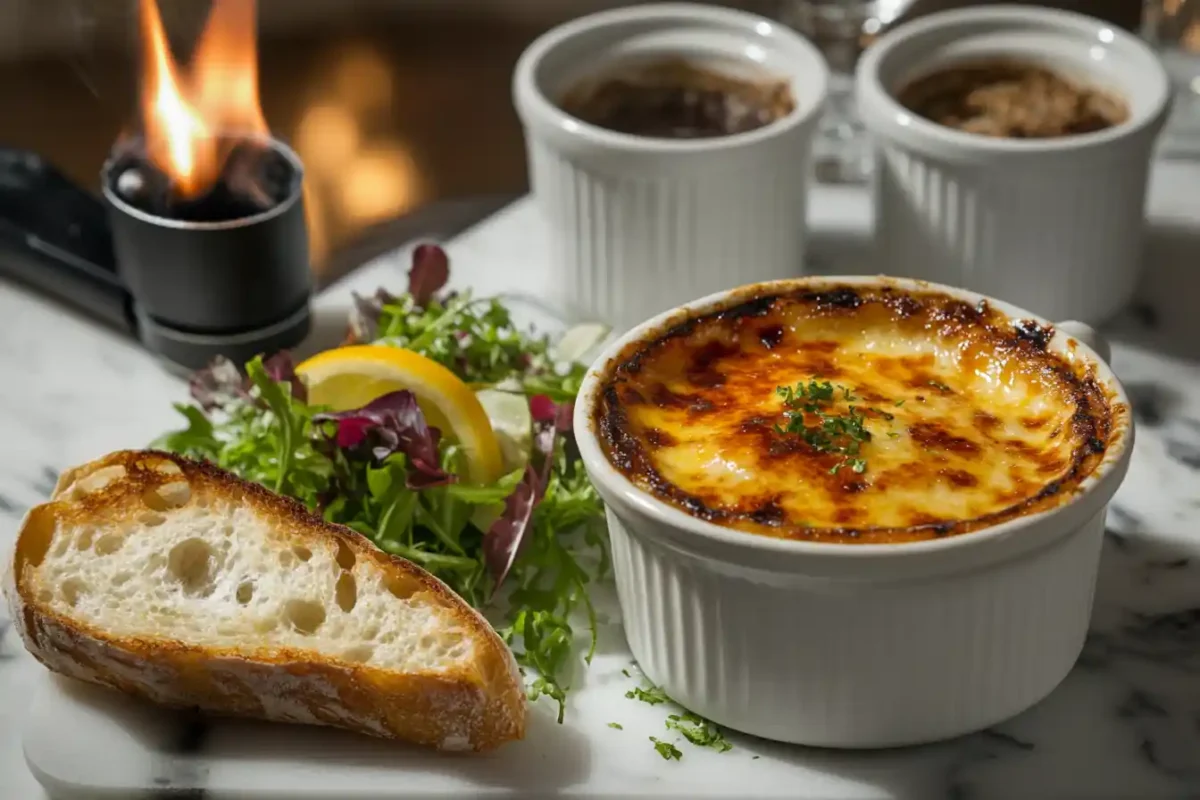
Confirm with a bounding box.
[856,6,1171,326]
[513,3,828,334]
[574,276,1134,748]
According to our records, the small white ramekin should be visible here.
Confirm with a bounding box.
[574,276,1134,748]
[856,6,1171,325]
[513,3,828,334]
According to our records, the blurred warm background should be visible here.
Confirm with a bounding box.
[0,0,1141,280]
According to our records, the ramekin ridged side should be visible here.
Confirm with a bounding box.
[513,3,829,333]
[607,504,1105,747]
[524,140,811,331]
[872,146,1153,324]
[856,6,1171,325]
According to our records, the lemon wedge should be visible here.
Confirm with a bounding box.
[475,388,533,474]
[296,345,504,485]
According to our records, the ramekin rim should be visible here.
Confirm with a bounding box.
[572,274,1135,560]
[855,4,1172,155]
[512,2,830,155]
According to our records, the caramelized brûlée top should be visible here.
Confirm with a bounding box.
[593,285,1123,544]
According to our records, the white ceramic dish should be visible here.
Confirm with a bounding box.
[513,2,828,334]
[573,276,1134,748]
[856,6,1171,325]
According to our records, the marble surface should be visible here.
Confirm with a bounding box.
[2,171,1200,798]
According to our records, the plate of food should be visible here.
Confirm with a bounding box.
[5,222,1139,797]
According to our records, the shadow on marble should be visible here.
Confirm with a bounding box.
[50,674,593,794]
[1111,221,1200,364]
[704,530,1200,800]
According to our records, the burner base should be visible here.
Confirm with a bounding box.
[135,300,311,374]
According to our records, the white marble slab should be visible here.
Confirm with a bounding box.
[2,174,1200,798]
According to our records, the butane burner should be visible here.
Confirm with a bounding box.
[100,136,311,373]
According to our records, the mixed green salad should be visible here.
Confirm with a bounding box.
[154,244,608,719]
[154,243,734,758]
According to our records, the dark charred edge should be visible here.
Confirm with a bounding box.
[800,288,862,310]
[1013,318,1055,350]
[757,324,785,349]
[592,284,1121,544]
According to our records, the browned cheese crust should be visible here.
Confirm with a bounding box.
[3,450,526,751]
[594,284,1126,544]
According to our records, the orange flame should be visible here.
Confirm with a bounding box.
[139,0,270,199]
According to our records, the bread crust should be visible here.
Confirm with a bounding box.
[3,450,526,751]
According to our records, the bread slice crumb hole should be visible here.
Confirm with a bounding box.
[386,576,416,600]
[335,572,357,613]
[236,581,255,604]
[167,538,216,596]
[143,481,191,512]
[342,645,374,663]
[292,546,312,562]
[335,540,356,570]
[61,578,86,607]
[284,599,326,634]
[95,533,123,556]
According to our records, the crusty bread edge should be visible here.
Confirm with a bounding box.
[4,449,527,752]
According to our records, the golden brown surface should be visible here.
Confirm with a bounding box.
[594,284,1121,544]
[4,449,525,751]
[895,61,1129,139]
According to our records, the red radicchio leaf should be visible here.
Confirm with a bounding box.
[483,397,570,597]
[408,243,450,307]
[190,353,307,413]
[189,356,250,411]
[529,394,556,424]
[348,288,399,342]
[482,464,541,597]
[263,351,307,404]
[312,390,455,489]
[554,400,574,434]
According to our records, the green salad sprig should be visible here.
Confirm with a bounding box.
[154,243,608,718]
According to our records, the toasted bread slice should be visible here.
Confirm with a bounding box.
[3,449,525,751]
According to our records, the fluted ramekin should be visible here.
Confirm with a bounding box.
[856,6,1170,325]
[513,3,828,334]
[574,276,1134,748]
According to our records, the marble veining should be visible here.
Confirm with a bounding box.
[1,193,1199,799]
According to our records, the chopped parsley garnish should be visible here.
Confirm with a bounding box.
[666,713,733,752]
[774,379,874,475]
[626,684,670,705]
[621,668,632,678]
[650,737,683,760]
[608,722,624,730]
[895,399,906,407]
[623,667,734,756]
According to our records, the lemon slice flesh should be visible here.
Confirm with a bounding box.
[296,345,504,485]
[475,388,533,474]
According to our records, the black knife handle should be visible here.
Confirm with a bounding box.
[0,147,134,333]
